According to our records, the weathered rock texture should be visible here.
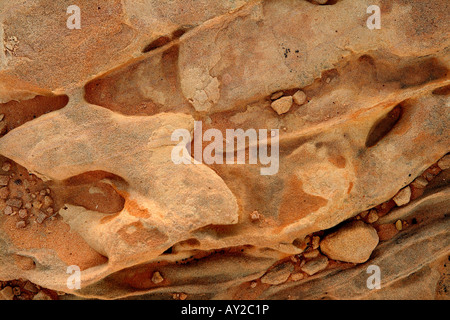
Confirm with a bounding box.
[0,0,448,300]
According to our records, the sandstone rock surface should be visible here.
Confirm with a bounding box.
[0,0,448,300]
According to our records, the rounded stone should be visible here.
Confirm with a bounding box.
[320,221,379,263]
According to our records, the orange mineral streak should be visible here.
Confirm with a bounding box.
[278,177,328,225]
[99,188,151,224]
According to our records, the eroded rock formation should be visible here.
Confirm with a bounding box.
[0,0,448,300]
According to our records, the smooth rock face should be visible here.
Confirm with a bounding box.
[320,221,379,263]
[0,0,448,300]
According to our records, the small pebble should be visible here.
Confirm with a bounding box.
[151,271,164,284]
[395,220,403,231]
[290,273,305,281]
[12,287,21,296]
[312,236,320,249]
[423,172,434,181]
[16,220,26,228]
[35,210,47,224]
[179,292,187,300]
[303,249,320,259]
[292,90,307,105]
[0,286,14,300]
[437,155,450,170]
[43,196,53,208]
[0,122,6,135]
[32,200,42,209]
[4,205,13,215]
[250,210,261,221]
[411,176,428,188]
[270,91,284,100]
[250,281,257,288]
[0,187,10,199]
[360,210,369,219]
[271,96,293,115]
[23,281,39,293]
[6,198,22,208]
[18,209,28,218]
[32,291,51,300]
[393,186,411,207]
[301,255,328,276]
[260,262,294,285]
[2,162,11,171]
[366,210,379,223]
[0,175,9,186]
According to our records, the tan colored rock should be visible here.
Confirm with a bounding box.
[303,249,320,259]
[32,291,52,300]
[260,262,294,285]
[292,90,307,105]
[290,273,305,281]
[271,96,293,115]
[311,236,320,249]
[411,176,429,188]
[270,92,283,100]
[301,255,328,276]
[1,162,11,172]
[151,271,164,284]
[393,187,412,207]
[320,221,379,263]
[366,210,379,224]
[438,155,450,170]
[0,0,447,301]
[0,187,9,199]
[0,286,14,300]
[0,175,9,186]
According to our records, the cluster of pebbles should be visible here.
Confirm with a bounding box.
[270,89,307,115]
[255,153,449,287]
[0,278,63,300]
[0,160,56,229]
[1,114,58,228]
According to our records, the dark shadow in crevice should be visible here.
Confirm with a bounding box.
[306,0,339,5]
[432,84,450,96]
[365,103,403,148]
[142,36,171,53]
[142,26,191,53]
[50,171,126,214]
